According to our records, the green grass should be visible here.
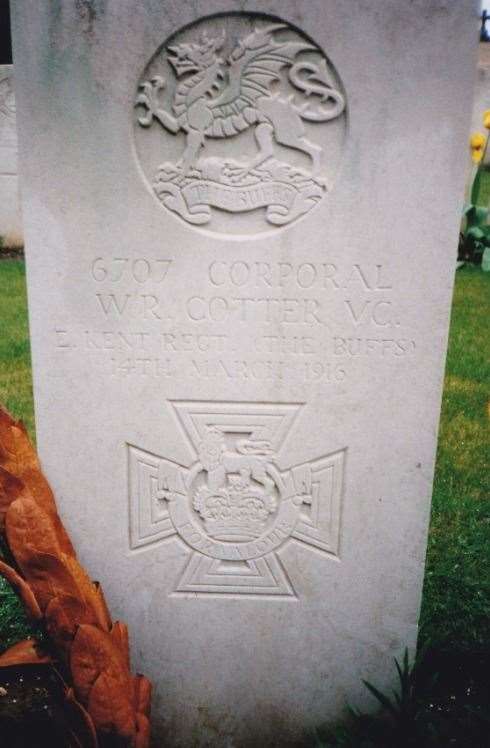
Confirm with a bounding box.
[0,260,35,439]
[0,260,37,652]
[419,265,490,652]
[0,261,488,660]
[0,575,36,652]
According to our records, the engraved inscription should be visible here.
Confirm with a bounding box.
[134,13,346,233]
[128,402,345,598]
[52,259,417,387]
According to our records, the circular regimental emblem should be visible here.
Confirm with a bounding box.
[134,13,347,235]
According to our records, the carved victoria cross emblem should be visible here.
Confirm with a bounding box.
[128,402,345,598]
[133,14,347,233]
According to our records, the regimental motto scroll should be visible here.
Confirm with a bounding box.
[133,13,347,234]
[128,402,345,598]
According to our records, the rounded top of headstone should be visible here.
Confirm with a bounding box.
[133,11,347,238]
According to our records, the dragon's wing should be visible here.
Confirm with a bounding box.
[210,25,314,113]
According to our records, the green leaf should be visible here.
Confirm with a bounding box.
[466,206,488,225]
[474,206,489,223]
[471,166,482,205]
[467,227,485,240]
[362,679,399,719]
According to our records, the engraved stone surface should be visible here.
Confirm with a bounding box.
[134,15,346,234]
[128,401,344,598]
[0,65,23,248]
[11,2,477,746]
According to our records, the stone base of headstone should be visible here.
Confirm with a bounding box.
[0,65,22,250]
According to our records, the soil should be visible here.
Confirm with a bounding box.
[1,648,489,746]
[0,665,74,747]
[0,248,24,260]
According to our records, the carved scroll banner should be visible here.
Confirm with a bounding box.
[154,170,324,226]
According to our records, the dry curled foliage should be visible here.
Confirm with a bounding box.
[0,406,151,747]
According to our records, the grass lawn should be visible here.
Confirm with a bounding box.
[0,260,34,439]
[419,265,490,653]
[0,260,488,653]
[0,259,36,649]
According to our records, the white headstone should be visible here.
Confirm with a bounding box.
[0,65,22,249]
[11,2,478,745]
[470,43,490,141]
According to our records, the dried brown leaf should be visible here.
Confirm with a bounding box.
[45,594,91,655]
[92,582,112,631]
[70,626,102,705]
[133,674,152,717]
[14,550,81,611]
[20,466,75,555]
[71,625,136,740]
[111,621,130,673]
[0,638,52,667]
[63,556,111,632]
[70,624,132,706]
[19,465,57,514]
[0,466,29,531]
[0,558,42,620]
[0,407,74,555]
[87,670,136,741]
[0,406,151,743]
[64,687,99,748]
[5,501,77,610]
[135,713,151,748]
[0,406,39,476]
[5,496,63,569]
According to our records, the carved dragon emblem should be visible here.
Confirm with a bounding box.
[135,20,346,228]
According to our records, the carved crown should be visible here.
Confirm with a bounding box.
[193,478,276,541]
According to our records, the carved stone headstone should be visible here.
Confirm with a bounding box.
[0,65,22,249]
[11,2,477,745]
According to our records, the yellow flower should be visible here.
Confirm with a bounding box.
[483,110,490,129]
[472,149,484,164]
[470,132,486,163]
[470,133,485,148]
